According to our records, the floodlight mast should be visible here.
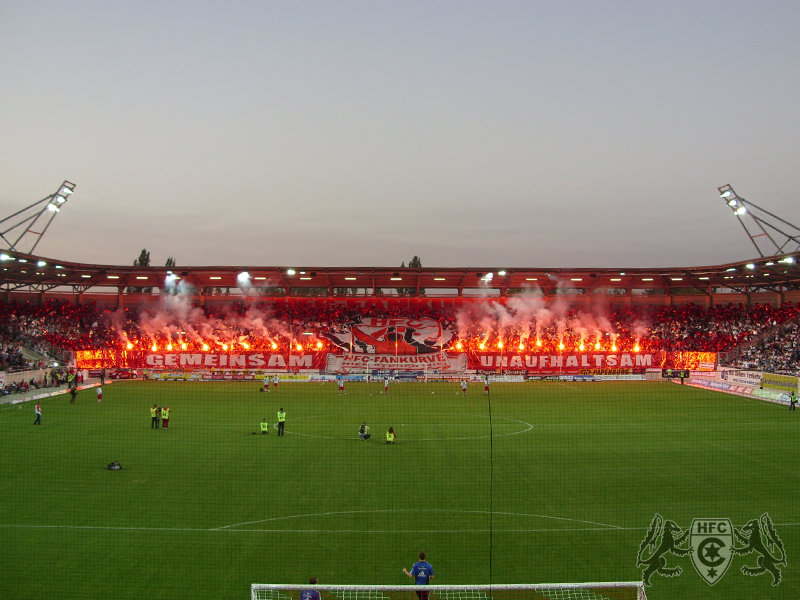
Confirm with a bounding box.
[718,184,800,257]
[0,180,76,254]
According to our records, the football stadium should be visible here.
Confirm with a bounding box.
[1,182,799,600]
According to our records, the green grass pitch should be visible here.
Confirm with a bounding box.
[1,380,797,600]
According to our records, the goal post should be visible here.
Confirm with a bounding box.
[251,583,648,600]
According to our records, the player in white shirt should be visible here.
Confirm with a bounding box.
[273,375,279,390]
[338,378,345,394]
[384,377,389,396]
[461,380,467,396]
[263,376,270,392]
[483,377,490,395]
[97,386,103,403]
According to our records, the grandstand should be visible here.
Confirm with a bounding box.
[1,249,799,600]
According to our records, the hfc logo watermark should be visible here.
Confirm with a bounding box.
[637,513,786,587]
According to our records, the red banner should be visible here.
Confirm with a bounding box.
[76,348,715,374]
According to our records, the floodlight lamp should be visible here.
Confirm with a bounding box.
[765,261,775,266]
[0,254,10,261]
[47,203,59,212]
[727,199,738,207]
[60,186,74,195]
[37,261,47,267]
[721,190,732,198]
[56,195,67,203]
[782,257,795,264]
[237,271,250,283]
[735,206,747,215]
[746,263,755,269]
[287,269,296,275]
[483,272,494,281]
[498,270,507,276]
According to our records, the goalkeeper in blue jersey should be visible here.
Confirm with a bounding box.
[300,577,320,600]
[403,551,434,600]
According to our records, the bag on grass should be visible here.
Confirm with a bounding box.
[107,461,121,470]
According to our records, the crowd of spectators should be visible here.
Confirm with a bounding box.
[0,342,28,371]
[1,368,70,396]
[0,299,797,373]
[726,321,800,375]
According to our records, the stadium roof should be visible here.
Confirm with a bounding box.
[1,250,799,298]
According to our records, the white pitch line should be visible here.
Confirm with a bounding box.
[275,414,535,441]
[3,522,797,533]
[212,508,621,531]
[557,383,584,392]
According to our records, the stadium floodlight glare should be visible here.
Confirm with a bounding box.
[781,257,795,264]
[0,254,11,261]
[1,179,76,254]
[746,263,755,269]
[483,272,494,281]
[718,183,800,257]
[498,270,507,276]
[286,269,296,275]
[37,260,46,267]
[237,271,250,283]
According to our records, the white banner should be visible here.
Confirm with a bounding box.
[325,352,467,373]
[718,367,763,387]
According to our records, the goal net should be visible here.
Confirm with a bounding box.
[251,583,647,600]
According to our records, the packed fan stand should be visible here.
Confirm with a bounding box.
[250,583,648,600]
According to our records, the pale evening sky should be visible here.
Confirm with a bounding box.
[1,1,799,269]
